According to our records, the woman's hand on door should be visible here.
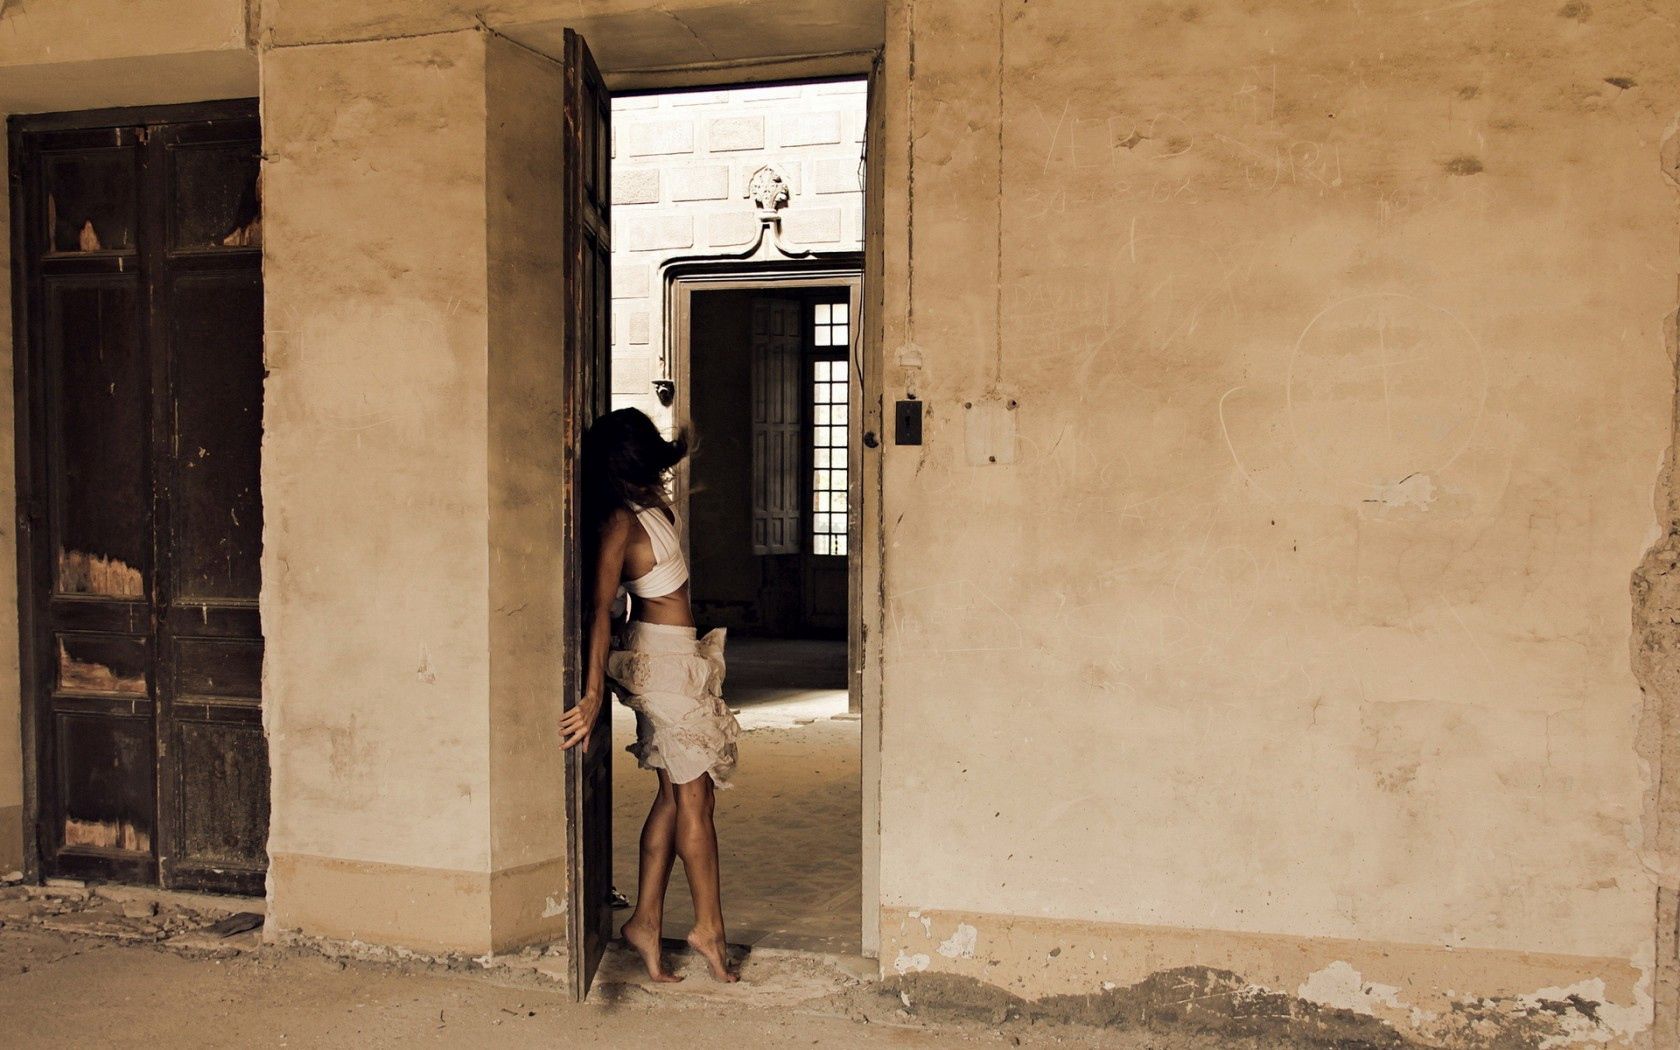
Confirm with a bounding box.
[558,691,603,752]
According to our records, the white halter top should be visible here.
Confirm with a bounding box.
[623,503,688,599]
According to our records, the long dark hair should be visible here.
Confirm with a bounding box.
[582,408,689,539]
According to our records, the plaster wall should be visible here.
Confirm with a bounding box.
[0,0,1674,1040]
[255,0,883,84]
[0,0,255,115]
[484,32,571,946]
[873,0,1677,1039]
[0,0,246,67]
[260,24,576,954]
[259,29,497,946]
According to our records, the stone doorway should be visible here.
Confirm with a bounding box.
[604,81,871,963]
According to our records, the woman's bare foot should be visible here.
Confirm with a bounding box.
[686,928,739,983]
[621,918,682,983]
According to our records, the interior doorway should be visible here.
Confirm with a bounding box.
[612,274,862,955]
[686,282,858,641]
[599,80,869,964]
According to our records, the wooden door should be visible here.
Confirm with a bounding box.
[750,297,802,558]
[11,101,267,894]
[749,296,804,632]
[561,28,614,1000]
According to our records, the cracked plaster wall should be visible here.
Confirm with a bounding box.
[875,0,1678,1041]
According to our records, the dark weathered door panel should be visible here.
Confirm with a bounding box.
[46,279,149,595]
[28,132,157,881]
[751,297,802,557]
[156,197,266,892]
[562,27,613,1001]
[12,101,266,894]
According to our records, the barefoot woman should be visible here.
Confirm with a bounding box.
[557,408,741,983]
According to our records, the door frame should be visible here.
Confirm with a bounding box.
[9,98,267,890]
[664,258,877,949]
[650,64,888,962]
[567,56,888,980]
[672,276,859,638]
[665,259,863,547]
[667,267,861,651]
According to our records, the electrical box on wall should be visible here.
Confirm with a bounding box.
[895,399,922,445]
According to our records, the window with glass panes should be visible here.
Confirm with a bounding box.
[811,301,849,556]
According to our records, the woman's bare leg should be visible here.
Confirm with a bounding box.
[673,774,737,982]
[620,771,682,982]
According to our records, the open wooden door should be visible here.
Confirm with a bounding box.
[561,27,614,1001]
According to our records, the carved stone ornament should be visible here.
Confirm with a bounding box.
[749,166,791,212]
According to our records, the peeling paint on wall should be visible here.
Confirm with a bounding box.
[1366,473,1436,511]
[1512,978,1650,1049]
[1297,961,1407,1019]
[889,961,1651,1048]
[936,922,977,959]
[883,907,1652,1046]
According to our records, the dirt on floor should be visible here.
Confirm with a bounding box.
[0,880,1295,1050]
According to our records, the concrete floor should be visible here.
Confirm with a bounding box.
[611,637,861,953]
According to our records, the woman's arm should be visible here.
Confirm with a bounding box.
[558,510,631,753]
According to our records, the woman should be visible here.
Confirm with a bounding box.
[557,408,741,984]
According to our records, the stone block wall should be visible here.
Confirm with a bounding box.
[609,80,867,423]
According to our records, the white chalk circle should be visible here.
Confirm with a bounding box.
[1285,292,1486,492]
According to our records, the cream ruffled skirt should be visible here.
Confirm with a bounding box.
[607,622,740,787]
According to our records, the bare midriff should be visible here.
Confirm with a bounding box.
[629,584,695,627]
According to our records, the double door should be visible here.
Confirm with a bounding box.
[13,101,267,894]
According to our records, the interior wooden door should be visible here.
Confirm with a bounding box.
[748,296,805,632]
[750,297,802,559]
[150,114,268,895]
[11,101,267,894]
[561,27,614,1000]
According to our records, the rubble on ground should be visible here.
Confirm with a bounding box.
[0,872,865,1014]
[0,873,262,956]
